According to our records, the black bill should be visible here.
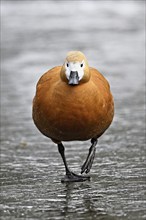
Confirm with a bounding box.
[68,71,79,85]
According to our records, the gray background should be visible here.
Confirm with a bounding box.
[1,0,145,219]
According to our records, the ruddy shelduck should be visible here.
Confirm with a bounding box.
[32,51,114,182]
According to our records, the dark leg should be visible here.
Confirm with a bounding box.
[81,138,98,174]
[58,143,90,183]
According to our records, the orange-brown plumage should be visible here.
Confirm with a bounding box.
[32,51,114,182]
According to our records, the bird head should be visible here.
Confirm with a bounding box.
[60,51,90,85]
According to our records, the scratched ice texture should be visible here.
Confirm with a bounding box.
[1,1,145,220]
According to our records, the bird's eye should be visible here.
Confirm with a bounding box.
[66,63,69,67]
[80,63,83,67]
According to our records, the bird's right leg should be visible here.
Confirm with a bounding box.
[58,143,90,183]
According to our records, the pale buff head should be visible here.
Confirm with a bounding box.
[60,51,90,85]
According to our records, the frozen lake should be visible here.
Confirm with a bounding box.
[1,1,145,219]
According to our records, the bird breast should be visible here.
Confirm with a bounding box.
[33,72,114,142]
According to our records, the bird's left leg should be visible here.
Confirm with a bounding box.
[81,138,98,174]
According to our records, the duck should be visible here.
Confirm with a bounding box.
[32,51,114,182]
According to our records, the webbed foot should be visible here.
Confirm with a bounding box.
[61,171,90,183]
